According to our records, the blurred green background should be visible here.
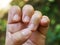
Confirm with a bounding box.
[0,0,60,45]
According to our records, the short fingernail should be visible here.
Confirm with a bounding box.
[41,17,48,23]
[41,16,50,26]
[22,5,34,23]
[41,16,50,23]
[23,16,30,23]
[13,14,20,22]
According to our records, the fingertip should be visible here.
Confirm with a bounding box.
[40,16,50,26]
[28,11,42,31]
[22,4,34,16]
[8,6,21,24]
[22,4,34,23]
[39,16,50,35]
[30,10,42,25]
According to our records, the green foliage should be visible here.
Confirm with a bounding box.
[0,19,6,32]
[0,19,6,45]
[11,0,26,7]
[55,24,60,33]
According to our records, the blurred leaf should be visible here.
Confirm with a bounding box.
[51,19,56,25]
[46,29,56,45]
[48,0,55,2]
[55,24,60,33]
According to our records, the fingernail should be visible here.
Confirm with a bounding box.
[22,5,34,23]
[41,16,50,26]
[8,6,21,23]
[13,14,20,22]
[23,16,30,23]
[31,11,42,25]
[41,17,48,23]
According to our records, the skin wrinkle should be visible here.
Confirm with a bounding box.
[23,39,37,45]
[23,34,46,45]
[30,31,46,45]
[6,32,14,45]
[39,25,49,36]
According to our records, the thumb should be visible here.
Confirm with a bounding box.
[12,28,32,45]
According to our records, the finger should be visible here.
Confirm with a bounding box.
[40,16,50,26]
[39,16,50,35]
[22,4,34,23]
[12,28,32,45]
[8,6,21,24]
[28,11,42,32]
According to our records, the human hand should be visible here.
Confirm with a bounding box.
[5,5,50,45]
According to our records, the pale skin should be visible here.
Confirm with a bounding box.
[5,4,50,45]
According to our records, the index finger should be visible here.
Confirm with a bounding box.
[8,6,21,24]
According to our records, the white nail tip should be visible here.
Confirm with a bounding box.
[13,14,20,21]
[23,16,30,22]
